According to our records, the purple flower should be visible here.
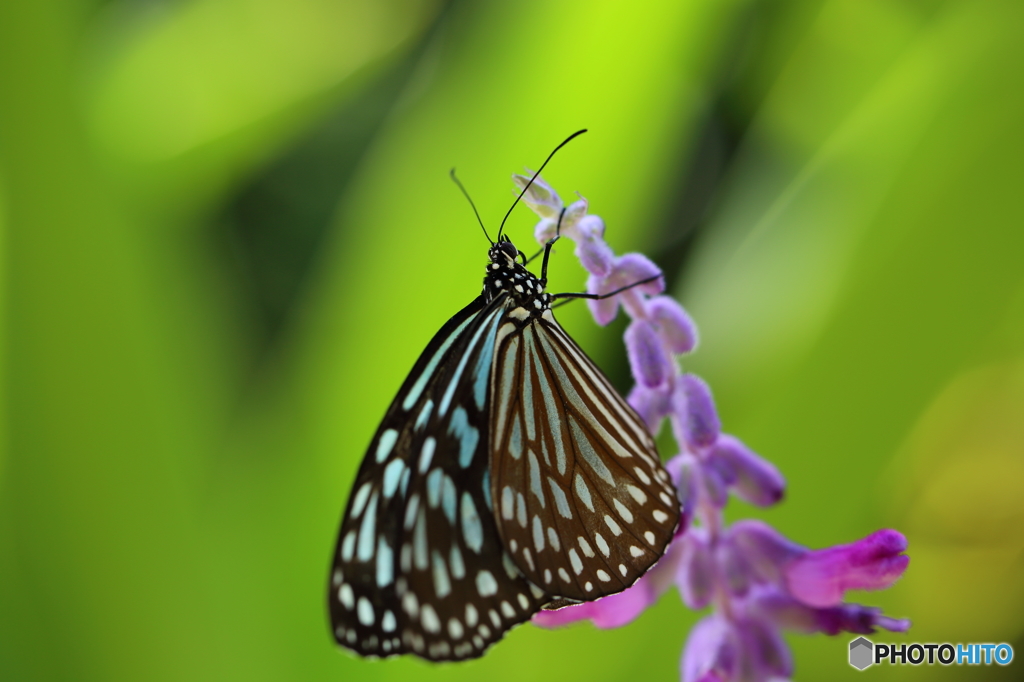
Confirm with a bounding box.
[519,174,910,681]
[784,530,910,608]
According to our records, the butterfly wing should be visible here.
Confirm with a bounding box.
[328,295,549,661]
[489,312,680,602]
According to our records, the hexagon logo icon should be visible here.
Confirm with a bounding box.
[849,637,874,670]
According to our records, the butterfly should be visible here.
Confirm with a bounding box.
[327,131,680,661]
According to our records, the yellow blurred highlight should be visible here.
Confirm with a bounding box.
[887,361,1024,642]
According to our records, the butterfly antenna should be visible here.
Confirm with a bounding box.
[497,129,587,241]
[450,168,493,245]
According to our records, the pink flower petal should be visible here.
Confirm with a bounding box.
[785,530,910,608]
[533,538,683,630]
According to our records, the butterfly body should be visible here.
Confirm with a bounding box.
[329,234,679,661]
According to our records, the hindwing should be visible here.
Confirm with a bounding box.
[489,312,680,602]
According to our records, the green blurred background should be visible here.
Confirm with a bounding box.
[2,1,1022,680]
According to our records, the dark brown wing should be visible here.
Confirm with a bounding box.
[328,296,550,661]
[489,311,680,602]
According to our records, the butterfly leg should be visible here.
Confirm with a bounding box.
[550,273,663,308]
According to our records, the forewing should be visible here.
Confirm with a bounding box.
[328,296,549,661]
[490,314,680,602]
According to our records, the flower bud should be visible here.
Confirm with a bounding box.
[677,530,715,610]
[513,171,562,218]
[681,616,737,682]
[574,203,601,237]
[560,196,589,237]
[666,453,697,522]
[728,520,804,584]
[586,272,620,326]
[676,374,721,449]
[735,617,793,680]
[613,253,665,296]
[647,296,698,354]
[534,217,559,244]
[628,384,671,433]
[700,458,730,509]
[709,435,784,507]
[717,538,752,598]
[576,234,614,278]
[625,320,673,388]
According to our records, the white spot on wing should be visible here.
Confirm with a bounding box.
[432,551,451,598]
[613,498,635,524]
[419,437,436,473]
[340,531,356,561]
[356,493,379,561]
[627,485,648,505]
[528,450,545,507]
[375,429,398,463]
[461,492,483,553]
[376,537,393,587]
[568,548,583,575]
[415,400,433,431]
[547,526,561,551]
[548,477,572,518]
[357,597,375,626]
[574,474,593,512]
[501,486,514,520]
[450,545,465,579]
[476,570,498,597]
[569,418,615,486]
[449,618,464,639]
[338,583,354,609]
[421,604,441,633]
[350,482,371,517]
[382,459,405,499]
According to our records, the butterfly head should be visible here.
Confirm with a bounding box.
[488,237,520,267]
[483,237,553,315]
